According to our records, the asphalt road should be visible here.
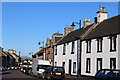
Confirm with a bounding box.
[1,70,95,80]
[1,70,41,80]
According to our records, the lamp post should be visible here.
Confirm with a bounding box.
[38,41,44,47]
[71,20,81,77]
[38,41,45,60]
[71,20,81,29]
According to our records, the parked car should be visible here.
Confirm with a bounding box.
[43,66,65,80]
[95,69,120,80]
[25,67,32,74]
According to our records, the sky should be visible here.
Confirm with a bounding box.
[2,2,118,58]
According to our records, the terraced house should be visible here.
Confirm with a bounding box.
[81,8,120,76]
[54,6,120,76]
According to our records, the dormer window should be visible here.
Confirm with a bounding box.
[110,35,117,52]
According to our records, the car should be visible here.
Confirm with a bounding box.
[43,66,66,80]
[21,67,32,74]
[25,67,32,74]
[95,69,120,80]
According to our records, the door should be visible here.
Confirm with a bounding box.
[69,59,72,75]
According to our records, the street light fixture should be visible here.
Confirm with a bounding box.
[71,20,81,29]
[71,20,82,77]
[38,41,46,60]
[38,41,44,47]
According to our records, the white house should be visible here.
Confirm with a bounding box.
[54,23,93,76]
[81,6,120,76]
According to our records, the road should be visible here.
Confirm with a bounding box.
[1,70,41,80]
[1,70,95,80]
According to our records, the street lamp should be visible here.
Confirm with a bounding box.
[71,20,81,77]
[38,41,45,60]
[38,41,44,47]
[71,20,81,29]
[29,52,33,55]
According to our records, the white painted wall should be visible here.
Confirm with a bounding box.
[54,40,78,75]
[118,35,120,69]
[81,35,119,76]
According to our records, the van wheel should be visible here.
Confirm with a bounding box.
[31,72,35,77]
[42,73,45,79]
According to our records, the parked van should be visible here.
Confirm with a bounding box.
[31,59,51,78]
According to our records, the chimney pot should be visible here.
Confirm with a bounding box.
[84,18,86,21]
[88,18,90,21]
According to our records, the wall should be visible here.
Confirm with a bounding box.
[81,35,119,76]
[54,40,78,75]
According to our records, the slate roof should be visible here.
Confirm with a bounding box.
[84,15,120,40]
[56,24,94,45]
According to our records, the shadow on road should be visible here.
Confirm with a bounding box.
[2,72,11,75]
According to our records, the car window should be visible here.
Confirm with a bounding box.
[105,70,111,75]
[53,67,64,72]
[112,70,120,76]
[97,70,104,75]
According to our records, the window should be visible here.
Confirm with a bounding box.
[110,58,116,69]
[71,41,75,54]
[63,44,66,55]
[86,40,91,53]
[86,58,91,73]
[62,62,65,69]
[55,46,57,55]
[97,38,103,52]
[97,58,102,71]
[55,62,57,66]
[73,62,76,73]
[110,35,117,52]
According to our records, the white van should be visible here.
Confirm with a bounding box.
[32,59,51,78]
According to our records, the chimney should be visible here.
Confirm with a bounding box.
[94,17,97,24]
[39,47,44,51]
[97,6,108,23]
[64,25,74,36]
[84,18,91,28]
[0,47,3,52]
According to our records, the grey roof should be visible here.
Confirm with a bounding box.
[84,15,120,40]
[56,24,94,45]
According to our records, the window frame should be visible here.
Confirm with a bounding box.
[63,43,66,55]
[97,38,103,52]
[97,58,102,71]
[55,46,57,55]
[86,58,91,73]
[73,62,76,73]
[110,58,116,69]
[86,40,91,53]
[71,41,75,54]
[110,35,117,52]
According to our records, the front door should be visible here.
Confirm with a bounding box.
[69,59,72,75]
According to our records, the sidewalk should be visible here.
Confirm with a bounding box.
[65,75,94,80]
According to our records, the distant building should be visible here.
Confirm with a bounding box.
[33,32,63,66]
[45,32,63,65]
[7,49,20,66]
[0,47,8,67]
